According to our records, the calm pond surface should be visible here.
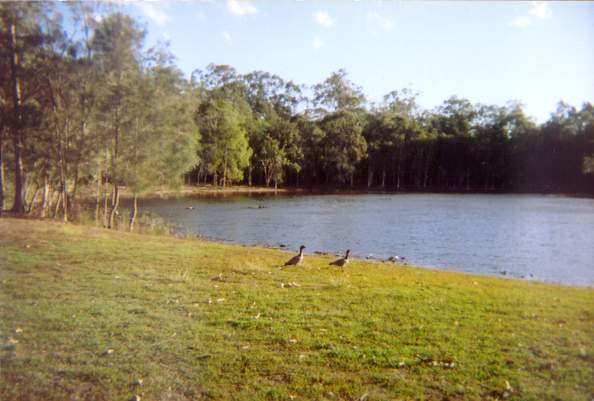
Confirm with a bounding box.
[133,194,594,286]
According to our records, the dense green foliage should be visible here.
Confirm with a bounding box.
[1,218,593,400]
[1,3,593,224]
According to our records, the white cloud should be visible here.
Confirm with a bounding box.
[197,11,206,21]
[138,3,170,26]
[222,31,232,46]
[314,10,335,28]
[510,16,531,28]
[162,31,171,40]
[529,1,552,19]
[312,37,323,50]
[227,0,258,17]
[510,1,552,28]
[368,13,393,33]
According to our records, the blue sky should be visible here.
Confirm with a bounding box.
[107,1,592,122]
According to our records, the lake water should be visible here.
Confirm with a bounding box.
[133,194,594,286]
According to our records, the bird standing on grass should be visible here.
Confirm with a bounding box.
[330,249,351,268]
[283,245,305,267]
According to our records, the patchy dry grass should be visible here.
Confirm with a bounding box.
[0,218,592,401]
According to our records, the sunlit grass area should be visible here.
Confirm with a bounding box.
[1,218,592,401]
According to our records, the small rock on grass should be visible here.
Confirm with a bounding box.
[2,343,16,351]
[101,348,114,356]
[280,282,300,288]
[2,337,18,351]
[130,395,141,401]
[132,378,143,386]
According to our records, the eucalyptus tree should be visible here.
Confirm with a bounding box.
[473,105,511,189]
[260,116,302,188]
[295,112,325,186]
[192,64,255,186]
[318,110,367,186]
[243,70,303,186]
[124,56,198,230]
[92,12,144,227]
[0,2,48,214]
[195,98,251,187]
[36,4,102,221]
[313,69,365,112]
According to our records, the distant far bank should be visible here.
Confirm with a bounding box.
[103,184,594,201]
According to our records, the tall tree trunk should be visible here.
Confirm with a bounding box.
[465,170,470,191]
[70,165,79,218]
[367,164,373,189]
[40,176,49,218]
[102,182,109,227]
[248,164,252,187]
[222,149,228,188]
[95,168,102,223]
[8,16,26,214]
[54,191,62,219]
[0,128,4,217]
[27,184,40,214]
[108,184,119,229]
[129,193,138,231]
[423,161,430,188]
[61,180,68,223]
[350,173,354,188]
[381,167,386,189]
[396,161,401,190]
[396,146,402,191]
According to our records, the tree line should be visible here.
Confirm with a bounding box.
[1,3,593,227]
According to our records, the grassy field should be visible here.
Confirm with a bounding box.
[0,218,593,401]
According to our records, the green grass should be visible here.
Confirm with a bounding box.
[0,218,593,401]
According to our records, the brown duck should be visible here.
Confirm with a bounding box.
[284,245,305,267]
[329,249,350,268]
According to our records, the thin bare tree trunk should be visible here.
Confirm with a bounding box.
[27,184,40,214]
[222,149,228,188]
[108,184,119,229]
[8,15,26,214]
[70,166,79,219]
[40,176,49,218]
[102,183,109,227]
[0,128,4,217]
[367,165,373,189]
[60,178,68,223]
[95,168,102,223]
[129,194,138,231]
[54,191,62,219]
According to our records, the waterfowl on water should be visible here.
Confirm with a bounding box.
[284,245,305,267]
[330,249,351,268]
